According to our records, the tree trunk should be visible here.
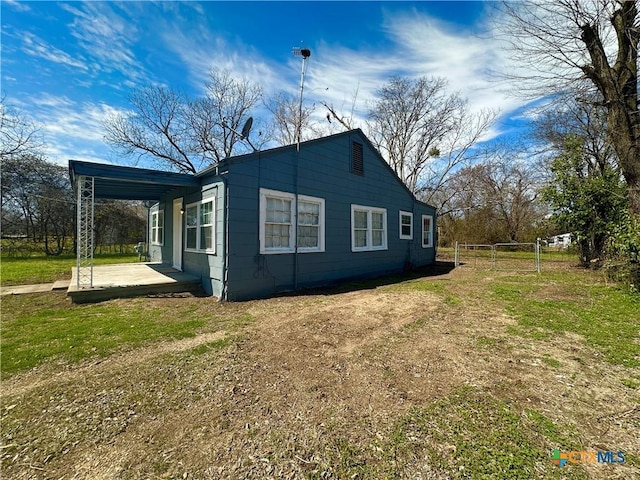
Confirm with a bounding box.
[580,0,640,213]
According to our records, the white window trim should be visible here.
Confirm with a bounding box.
[297,194,326,253]
[259,188,326,254]
[399,210,413,240]
[184,197,216,254]
[150,209,164,246]
[351,204,388,252]
[422,214,434,248]
[260,189,295,254]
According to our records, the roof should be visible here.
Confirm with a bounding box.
[68,129,436,211]
[69,160,199,200]
[197,128,437,210]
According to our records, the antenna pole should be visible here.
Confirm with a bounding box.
[293,47,311,151]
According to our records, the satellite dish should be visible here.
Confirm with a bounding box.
[241,117,253,140]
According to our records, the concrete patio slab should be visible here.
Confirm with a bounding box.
[67,263,202,303]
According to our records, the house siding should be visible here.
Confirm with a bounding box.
[148,203,164,263]
[149,130,436,301]
[221,131,436,301]
[153,182,226,297]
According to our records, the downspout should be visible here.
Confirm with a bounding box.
[294,145,300,291]
[146,203,151,259]
[410,203,415,269]
[434,207,438,260]
[217,165,230,301]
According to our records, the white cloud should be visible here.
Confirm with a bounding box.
[3,0,31,13]
[19,32,89,71]
[119,3,530,140]
[380,10,523,114]
[24,94,129,165]
[294,10,529,142]
[159,24,280,95]
[9,3,546,167]
[60,2,146,83]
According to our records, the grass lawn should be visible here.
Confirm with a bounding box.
[1,295,207,378]
[494,270,640,368]
[1,259,638,479]
[0,252,139,286]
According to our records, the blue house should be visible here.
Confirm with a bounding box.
[70,129,436,301]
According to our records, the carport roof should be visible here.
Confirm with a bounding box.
[69,160,200,200]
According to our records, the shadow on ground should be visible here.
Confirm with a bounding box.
[273,261,457,299]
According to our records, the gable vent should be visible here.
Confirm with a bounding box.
[351,141,364,175]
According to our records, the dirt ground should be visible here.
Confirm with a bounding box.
[2,262,638,479]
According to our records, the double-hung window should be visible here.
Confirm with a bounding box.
[262,191,295,252]
[351,205,387,252]
[297,195,325,252]
[185,198,215,253]
[150,210,164,245]
[259,189,325,254]
[422,214,434,248]
[399,211,413,240]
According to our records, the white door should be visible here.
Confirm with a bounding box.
[172,198,183,270]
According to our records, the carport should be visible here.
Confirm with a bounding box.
[68,160,199,290]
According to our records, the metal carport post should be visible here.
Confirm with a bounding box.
[76,175,95,288]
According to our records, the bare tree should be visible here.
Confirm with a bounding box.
[499,0,640,213]
[322,84,360,132]
[534,95,617,174]
[0,94,42,160]
[190,69,263,159]
[264,91,320,145]
[367,76,497,203]
[438,154,546,244]
[322,101,355,131]
[93,200,146,253]
[1,154,75,255]
[418,108,497,209]
[104,69,262,173]
[105,86,197,172]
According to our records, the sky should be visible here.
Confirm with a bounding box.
[1,0,536,167]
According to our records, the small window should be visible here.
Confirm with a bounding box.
[151,210,164,245]
[351,205,387,252]
[185,199,215,252]
[399,211,413,240]
[186,205,198,250]
[259,189,325,254]
[200,200,214,250]
[351,141,364,175]
[422,214,433,248]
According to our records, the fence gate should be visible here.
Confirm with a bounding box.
[454,241,541,273]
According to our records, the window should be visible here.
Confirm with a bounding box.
[351,205,387,251]
[297,196,325,251]
[259,189,325,254]
[185,198,215,252]
[351,141,364,175]
[422,214,433,248]
[399,211,413,240]
[261,190,295,253]
[200,200,214,250]
[150,210,164,245]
